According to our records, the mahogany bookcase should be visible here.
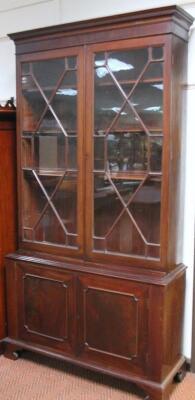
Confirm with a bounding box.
[3,6,194,400]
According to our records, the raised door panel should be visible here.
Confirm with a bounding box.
[77,274,149,376]
[16,262,75,354]
[85,36,171,269]
[18,47,84,257]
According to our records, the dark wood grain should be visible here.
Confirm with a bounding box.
[0,109,17,353]
[4,6,193,400]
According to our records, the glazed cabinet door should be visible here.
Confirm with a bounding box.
[18,47,84,257]
[85,36,170,268]
[77,274,149,376]
[6,261,76,354]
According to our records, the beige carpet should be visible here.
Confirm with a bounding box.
[0,352,195,399]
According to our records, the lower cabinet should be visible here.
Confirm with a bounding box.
[5,257,186,398]
[77,274,149,376]
[6,260,150,374]
[6,261,76,355]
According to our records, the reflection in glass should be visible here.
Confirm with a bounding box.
[131,82,163,130]
[51,70,77,134]
[22,75,46,132]
[94,175,122,237]
[67,56,77,69]
[106,213,145,256]
[22,62,30,75]
[142,62,163,80]
[111,179,141,204]
[94,52,105,67]
[23,170,47,228]
[107,132,147,171]
[21,55,79,248]
[37,109,61,134]
[23,229,33,241]
[33,58,65,99]
[107,48,148,81]
[95,72,124,130]
[129,179,161,244]
[111,103,142,131]
[152,47,163,60]
[34,132,65,170]
[68,137,77,170]
[150,137,163,172]
[93,47,163,259]
[94,136,105,170]
[38,175,61,197]
[34,207,66,245]
[53,174,77,234]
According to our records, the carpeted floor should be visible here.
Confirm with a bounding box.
[0,352,195,399]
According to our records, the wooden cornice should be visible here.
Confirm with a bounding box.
[7,5,194,55]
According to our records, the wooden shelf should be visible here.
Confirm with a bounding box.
[97,77,163,87]
[107,172,147,180]
[22,168,77,176]
[22,130,77,138]
[94,128,163,135]
[94,171,162,180]
[22,83,77,93]
[22,77,163,93]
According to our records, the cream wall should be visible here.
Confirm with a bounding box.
[0,0,195,359]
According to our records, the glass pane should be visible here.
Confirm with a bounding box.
[22,62,30,75]
[53,174,77,234]
[142,62,163,80]
[129,178,161,245]
[51,70,77,134]
[147,245,160,259]
[22,170,47,228]
[94,238,105,251]
[94,174,123,237]
[38,175,61,197]
[95,70,125,131]
[34,207,66,245]
[111,103,143,131]
[68,137,77,170]
[131,81,163,130]
[95,52,106,67]
[68,56,77,69]
[94,136,105,170]
[67,235,77,247]
[106,213,146,256]
[23,229,33,241]
[107,132,147,172]
[22,75,46,132]
[21,55,79,248]
[110,179,141,204]
[37,109,62,134]
[152,47,164,60]
[93,47,163,259]
[32,58,65,99]
[107,48,148,81]
[150,137,163,172]
[34,132,65,170]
